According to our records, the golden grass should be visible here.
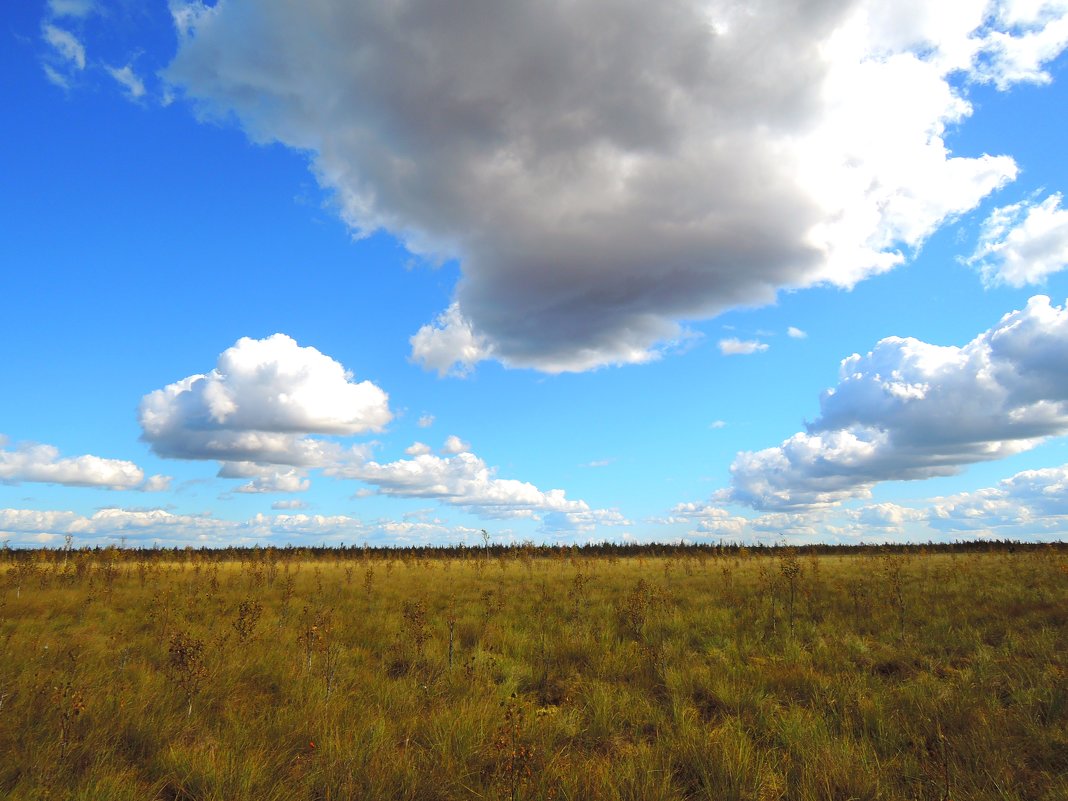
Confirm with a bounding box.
[1,546,1065,800]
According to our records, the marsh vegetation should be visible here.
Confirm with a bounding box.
[1,542,1065,800]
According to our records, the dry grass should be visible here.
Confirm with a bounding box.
[1,544,1065,800]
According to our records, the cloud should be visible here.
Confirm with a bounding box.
[327,448,616,524]
[142,474,173,492]
[106,64,147,100]
[405,442,432,456]
[441,435,470,455]
[410,304,491,377]
[163,1,1061,374]
[539,508,630,536]
[974,1,1068,88]
[666,501,824,541]
[929,463,1068,534]
[718,338,769,356]
[271,499,308,510]
[727,295,1068,510]
[0,506,462,547]
[417,414,435,428]
[0,438,150,490]
[139,334,391,465]
[48,0,96,17]
[787,326,808,339]
[42,24,85,70]
[967,193,1068,286]
[220,463,311,494]
[710,420,727,429]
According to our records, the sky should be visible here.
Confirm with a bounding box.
[5,0,1068,548]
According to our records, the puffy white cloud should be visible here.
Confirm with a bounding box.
[728,296,1068,510]
[967,193,1068,286]
[974,1,1068,88]
[665,502,750,536]
[164,0,1060,373]
[852,502,929,529]
[0,506,482,548]
[142,474,173,492]
[0,438,149,490]
[719,338,769,356]
[410,304,491,377]
[139,334,390,465]
[417,414,435,428]
[539,508,630,536]
[106,64,146,100]
[441,435,470,455]
[929,463,1068,534]
[217,461,310,493]
[787,327,808,339]
[328,448,617,525]
[405,442,432,456]
[666,501,828,541]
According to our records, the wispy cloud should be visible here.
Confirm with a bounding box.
[718,338,768,356]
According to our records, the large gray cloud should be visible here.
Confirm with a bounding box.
[727,295,1068,510]
[164,0,1066,373]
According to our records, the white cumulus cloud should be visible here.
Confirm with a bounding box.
[0,438,150,490]
[218,462,311,494]
[929,463,1068,534]
[164,0,1063,374]
[727,296,1068,510]
[328,448,615,524]
[967,193,1068,286]
[441,435,471,455]
[139,334,391,465]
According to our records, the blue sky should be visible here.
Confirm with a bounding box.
[5,0,1068,547]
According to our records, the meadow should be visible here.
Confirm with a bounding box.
[1,542,1065,800]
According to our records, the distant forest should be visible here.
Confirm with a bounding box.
[3,538,1065,561]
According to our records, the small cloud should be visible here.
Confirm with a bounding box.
[410,303,490,377]
[709,420,727,429]
[271,499,307,510]
[48,0,96,17]
[417,414,435,428]
[141,475,173,492]
[42,64,70,89]
[42,24,85,70]
[441,435,470,455]
[718,337,769,356]
[583,458,613,468]
[787,326,807,339]
[106,64,146,100]
[405,442,432,456]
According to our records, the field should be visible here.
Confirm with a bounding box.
[1,544,1066,800]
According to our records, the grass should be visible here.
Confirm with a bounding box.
[0,544,1066,800]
